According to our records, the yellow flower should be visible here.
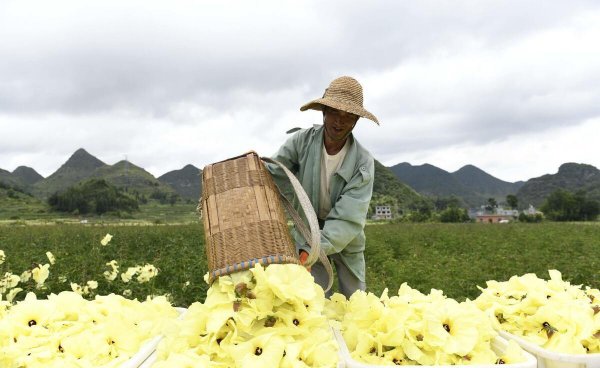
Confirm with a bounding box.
[497,339,526,364]
[226,332,286,368]
[0,249,5,264]
[100,233,113,246]
[0,291,179,366]
[261,263,318,303]
[136,263,158,283]
[7,292,52,329]
[70,282,83,295]
[45,251,56,265]
[6,287,23,302]
[477,270,599,355]
[1,272,20,293]
[153,264,338,367]
[103,260,119,281]
[324,292,347,322]
[32,263,50,287]
[20,270,32,283]
[422,299,480,356]
[121,266,140,283]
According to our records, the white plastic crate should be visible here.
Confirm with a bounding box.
[498,331,600,368]
[121,307,187,368]
[334,329,537,368]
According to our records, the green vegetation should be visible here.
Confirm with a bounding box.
[1,222,598,307]
[518,212,543,223]
[506,194,518,209]
[48,179,139,215]
[0,183,48,220]
[0,224,206,308]
[372,160,432,216]
[439,206,470,223]
[364,222,600,300]
[541,189,600,221]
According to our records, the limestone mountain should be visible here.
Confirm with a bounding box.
[389,162,478,206]
[89,160,178,198]
[389,162,523,207]
[12,166,44,186]
[158,164,202,201]
[0,168,22,189]
[372,160,431,212]
[516,163,600,207]
[452,164,524,200]
[33,148,108,198]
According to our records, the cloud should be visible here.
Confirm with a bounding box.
[1,0,600,182]
[2,0,597,115]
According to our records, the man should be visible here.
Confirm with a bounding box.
[268,76,379,298]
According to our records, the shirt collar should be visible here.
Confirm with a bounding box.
[314,124,357,183]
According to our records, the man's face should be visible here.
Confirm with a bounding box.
[323,107,359,142]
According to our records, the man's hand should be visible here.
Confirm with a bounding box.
[299,250,311,271]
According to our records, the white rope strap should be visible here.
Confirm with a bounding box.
[261,157,334,292]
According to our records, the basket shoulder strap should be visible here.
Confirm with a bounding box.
[261,157,333,292]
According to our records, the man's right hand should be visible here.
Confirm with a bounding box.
[299,250,311,271]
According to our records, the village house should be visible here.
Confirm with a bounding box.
[372,205,393,220]
[474,204,541,223]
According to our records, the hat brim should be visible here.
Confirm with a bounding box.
[300,98,379,125]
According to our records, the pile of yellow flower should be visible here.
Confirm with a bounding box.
[325,284,526,365]
[475,270,600,354]
[152,263,339,367]
[0,291,178,367]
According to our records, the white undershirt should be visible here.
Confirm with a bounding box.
[319,140,349,219]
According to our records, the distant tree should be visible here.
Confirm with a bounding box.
[506,194,518,209]
[48,179,138,215]
[169,193,179,206]
[440,206,470,223]
[518,212,543,223]
[485,198,498,212]
[576,191,600,221]
[408,198,434,221]
[541,189,599,221]
[150,190,170,204]
[434,196,462,211]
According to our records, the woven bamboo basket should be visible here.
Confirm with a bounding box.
[201,152,300,283]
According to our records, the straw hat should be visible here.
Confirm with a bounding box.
[300,76,379,124]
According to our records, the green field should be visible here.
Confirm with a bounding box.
[1,222,598,307]
[0,202,199,225]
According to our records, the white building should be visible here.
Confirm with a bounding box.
[372,205,393,220]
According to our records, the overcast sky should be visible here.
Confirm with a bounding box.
[1,0,599,182]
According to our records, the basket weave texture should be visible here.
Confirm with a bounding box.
[201,152,298,283]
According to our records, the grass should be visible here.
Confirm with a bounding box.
[1,222,599,307]
[365,222,600,300]
[0,201,199,225]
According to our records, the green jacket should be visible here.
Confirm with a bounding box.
[267,124,374,282]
